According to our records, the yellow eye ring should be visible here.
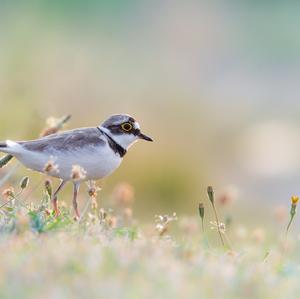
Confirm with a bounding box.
[121,123,133,132]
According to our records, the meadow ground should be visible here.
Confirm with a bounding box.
[0,117,299,299]
[0,176,299,299]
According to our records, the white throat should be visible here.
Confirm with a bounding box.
[99,126,138,150]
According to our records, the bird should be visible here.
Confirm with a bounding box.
[0,114,153,218]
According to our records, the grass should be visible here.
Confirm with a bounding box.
[0,177,299,299]
[0,118,300,299]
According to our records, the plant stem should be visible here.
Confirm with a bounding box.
[212,203,225,247]
[285,215,294,238]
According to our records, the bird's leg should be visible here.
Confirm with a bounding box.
[52,180,66,217]
[73,182,80,220]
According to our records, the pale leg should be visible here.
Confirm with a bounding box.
[73,182,80,219]
[52,180,67,217]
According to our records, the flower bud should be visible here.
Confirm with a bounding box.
[0,154,13,168]
[20,176,29,190]
[291,196,299,206]
[44,180,52,197]
[198,203,205,220]
[207,186,215,204]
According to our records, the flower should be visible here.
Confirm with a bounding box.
[86,181,101,198]
[40,115,71,137]
[2,187,15,199]
[155,213,178,236]
[291,196,299,206]
[86,181,101,211]
[210,221,226,234]
[71,165,87,181]
[43,157,59,174]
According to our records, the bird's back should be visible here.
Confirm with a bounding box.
[0,127,123,180]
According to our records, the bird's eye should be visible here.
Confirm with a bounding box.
[121,123,133,132]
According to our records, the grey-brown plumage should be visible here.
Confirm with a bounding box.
[20,128,106,153]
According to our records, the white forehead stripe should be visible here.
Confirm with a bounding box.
[134,122,140,130]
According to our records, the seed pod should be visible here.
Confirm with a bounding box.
[20,176,29,190]
[0,154,13,168]
[44,180,52,197]
[207,186,215,204]
[198,203,205,220]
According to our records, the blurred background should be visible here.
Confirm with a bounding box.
[0,1,300,223]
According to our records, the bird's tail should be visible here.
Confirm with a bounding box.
[0,142,12,168]
[0,140,22,153]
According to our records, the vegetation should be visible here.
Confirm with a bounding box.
[0,117,299,299]
[0,176,299,298]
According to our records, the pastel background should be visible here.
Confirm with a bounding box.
[1,1,300,221]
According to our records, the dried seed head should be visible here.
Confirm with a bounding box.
[20,176,29,190]
[43,158,59,174]
[155,213,177,236]
[86,181,101,198]
[2,187,15,199]
[156,223,168,236]
[71,165,87,181]
[210,221,226,234]
[41,115,71,137]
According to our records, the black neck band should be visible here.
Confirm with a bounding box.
[97,127,127,158]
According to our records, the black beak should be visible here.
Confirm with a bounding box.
[138,132,153,142]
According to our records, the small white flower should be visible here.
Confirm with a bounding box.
[210,221,226,234]
[71,165,87,181]
[43,156,59,174]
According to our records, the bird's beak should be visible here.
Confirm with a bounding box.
[138,132,153,142]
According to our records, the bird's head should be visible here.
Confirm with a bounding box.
[99,114,153,150]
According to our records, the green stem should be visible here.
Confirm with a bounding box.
[201,218,204,233]
[285,215,294,237]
